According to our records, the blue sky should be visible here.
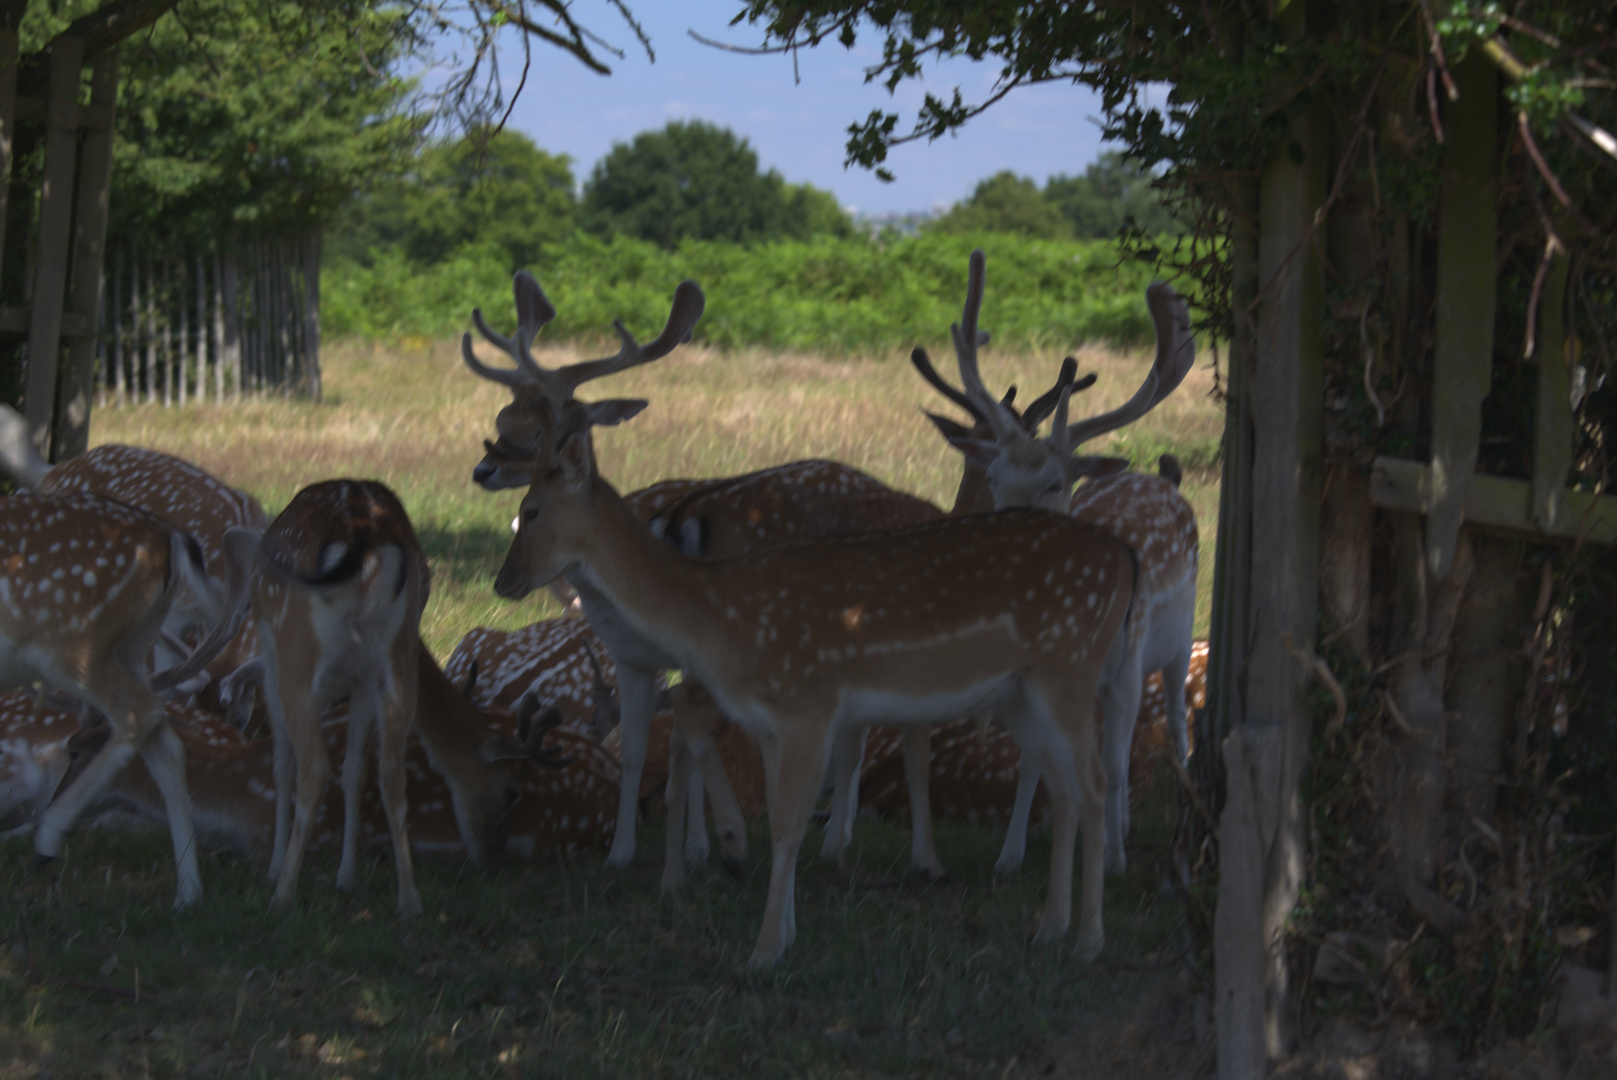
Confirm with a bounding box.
[473,2,1110,217]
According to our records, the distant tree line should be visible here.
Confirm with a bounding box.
[928,155,1181,240]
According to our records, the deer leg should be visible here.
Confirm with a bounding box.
[750,720,831,969]
[606,663,659,868]
[1161,646,1194,768]
[900,725,944,880]
[136,718,203,909]
[690,736,748,878]
[33,672,159,863]
[995,748,1041,877]
[683,764,710,868]
[373,678,421,919]
[818,724,864,866]
[1076,717,1108,961]
[661,732,692,892]
[260,636,294,883]
[270,687,330,911]
[1099,650,1145,876]
[335,691,375,892]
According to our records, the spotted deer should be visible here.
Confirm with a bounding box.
[248,480,439,917]
[482,279,1137,967]
[0,407,269,697]
[463,274,943,874]
[0,491,253,907]
[58,687,618,863]
[858,638,1209,826]
[921,250,1199,876]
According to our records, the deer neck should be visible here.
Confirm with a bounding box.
[558,477,737,674]
[949,462,995,517]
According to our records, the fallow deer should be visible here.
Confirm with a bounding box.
[462,274,943,873]
[481,279,1137,968]
[0,406,269,696]
[55,689,618,864]
[249,479,435,917]
[0,491,253,907]
[858,639,1208,827]
[923,250,1200,876]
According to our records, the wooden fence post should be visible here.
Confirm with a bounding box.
[54,50,116,459]
[21,36,82,455]
[1213,2,1327,1072]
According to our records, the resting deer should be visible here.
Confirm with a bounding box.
[919,250,1199,876]
[0,409,268,697]
[481,278,1136,967]
[60,686,615,863]
[0,491,253,907]
[463,274,942,872]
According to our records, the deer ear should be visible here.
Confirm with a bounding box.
[585,399,648,427]
[923,410,972,443]
[1066,455,1131,483]
[946,435,1001,472]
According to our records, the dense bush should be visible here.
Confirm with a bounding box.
[581,121,854,247]
[322,231,1170,353]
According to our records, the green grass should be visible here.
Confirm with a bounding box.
[13,334,1225,1076]
[0,803,1193,1078]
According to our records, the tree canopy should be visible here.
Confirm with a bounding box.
[582,120,852,247]
[105,0,418,245]
[927,171,1070,238]
[329,129,577,270]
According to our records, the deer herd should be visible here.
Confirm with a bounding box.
[0,248,1205,969]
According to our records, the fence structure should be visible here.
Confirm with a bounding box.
[99,235,323,407]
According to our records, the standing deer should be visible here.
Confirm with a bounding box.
[462,274,943,873]
[0,492,252,907]
[479,278,1137,967]
[920,250,1200,876]
[249,480,435,917]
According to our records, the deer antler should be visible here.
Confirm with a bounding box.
[949,250,1017,441]
[461,272,555,387]
[462,273,706,401]
[1064,282,1195,447]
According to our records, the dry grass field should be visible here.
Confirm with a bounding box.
[0,333,1224,1078]
[84,334,1224,660]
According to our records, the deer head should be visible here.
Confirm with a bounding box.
[464,272,705,490]
[921,249,1195,512]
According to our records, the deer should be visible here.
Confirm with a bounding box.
[479,278,1138,968]
[462,273,944,874]
[0,491,253,908]
[911,250,1200,877]
[858,638,1209,827]
[247,479,434,917]
[0,407,269,699]
[50,684,617,863]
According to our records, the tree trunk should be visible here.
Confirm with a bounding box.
[195,249,206,405]
[175,253,187,406]
[303,231,321,402]
[222,248,239,399]
[110,248,121,404]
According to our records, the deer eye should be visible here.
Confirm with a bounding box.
[521,507,539,523]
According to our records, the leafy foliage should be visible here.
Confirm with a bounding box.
[108,0,419,243]
[328,129,578,271]
[928,171,1071,238]
[1045,152,1181,240]
[581,120,852,247]
[323,232,1164,352]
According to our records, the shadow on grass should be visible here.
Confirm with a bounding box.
[415,520,515,589]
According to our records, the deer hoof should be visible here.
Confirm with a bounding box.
[721,853,746,881]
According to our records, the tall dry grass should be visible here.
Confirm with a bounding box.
[90,335,1224,658]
